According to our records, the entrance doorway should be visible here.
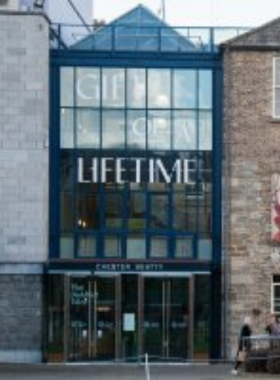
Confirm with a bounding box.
[46,273,211,362]
[143,276,190,360]
[69,276,116,361]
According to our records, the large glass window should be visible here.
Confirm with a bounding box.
[58,66,215,260]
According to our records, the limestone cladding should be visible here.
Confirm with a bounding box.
[0,12,49,263]
[223,48,280,357]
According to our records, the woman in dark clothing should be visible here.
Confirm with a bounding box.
[231,316,252,376]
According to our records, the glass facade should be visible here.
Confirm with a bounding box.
[58,67,213,260]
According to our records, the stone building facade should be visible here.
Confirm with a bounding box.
[0,11,49,362]
[222,17,280,356]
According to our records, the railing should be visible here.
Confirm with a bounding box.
[50,23,251,53]
[243,335,280,374]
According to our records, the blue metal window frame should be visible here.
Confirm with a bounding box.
[50,50,222,262]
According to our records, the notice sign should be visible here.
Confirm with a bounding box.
[123,313,135,332]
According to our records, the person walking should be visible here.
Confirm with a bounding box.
[231,315,252,376]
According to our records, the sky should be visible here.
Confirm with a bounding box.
[92,0,280,27]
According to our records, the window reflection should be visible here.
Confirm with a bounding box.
[77,236,96,257]
[127,236,146,259]
[173,111,196,150]
[173,70,196,109]
[199,111,212,150]
[102,68,125,107]
[77,109,100,148]
[199,71,212,109]
[150,236,168,258]
[77,193,100,230]
[104,236,122,257]
[76,68,100,107]
[148,69,171,108]
[60,193,74,231]
[127,68,146,108]
[60,236,74,258]
[61,68,74,107]
[60,152,74,191]
[150,193,169,229]
[60,108,74,148]
[102,110,125,149]
[147,110,171,150]
[127,110,146,149]
[128,191,146,230]
[105,193,123,229]
[174,237,193,258]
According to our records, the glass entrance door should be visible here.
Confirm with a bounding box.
[69,276,116,361]
[143,276,190,361]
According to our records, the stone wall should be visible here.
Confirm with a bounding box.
[0,274,43,362]
[223,47,280,357]
[0,12,49,263]
[0,11,49,363]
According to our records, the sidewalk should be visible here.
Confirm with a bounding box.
[0,364,279,380]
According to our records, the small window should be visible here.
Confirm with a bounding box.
[273,58,280,118]
[272,279,280,318]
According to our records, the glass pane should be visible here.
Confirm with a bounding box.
[127,236,146,259]
[60,193,74,231]
[60,108,74,148]
[150,193,169,229]
[198,206,212,234]
[60,152,74,191]
[198,238,212,260]
[127,68,146,108]
[199,112,212,150]
[60,67,74,107]
[274,285,280,298]
[104,236,122,257]
[76,67,100,107]
[173,70,196,108]
[193,275,210,360]
[199,70,212,109]
[77,193,100,230]
[77,236,96,257]
[173,195,196,232]
[102,110,125,149]
[173,110,197,150]
[148,69,171,108]
[148,110,171,150]
[275,91,280,117]
[127,110,146,149]
[77,109,100,148]
[60,236,74,259]
[128,192,146,230]
[105,193,123,229]
[47,275,64,362]
[275,59,280,86]
[174,237,193,258]
[150,236,168,258]
[102,68,125,107]
[121,275,138,359]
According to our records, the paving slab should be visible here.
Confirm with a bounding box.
[0,363,279,380]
